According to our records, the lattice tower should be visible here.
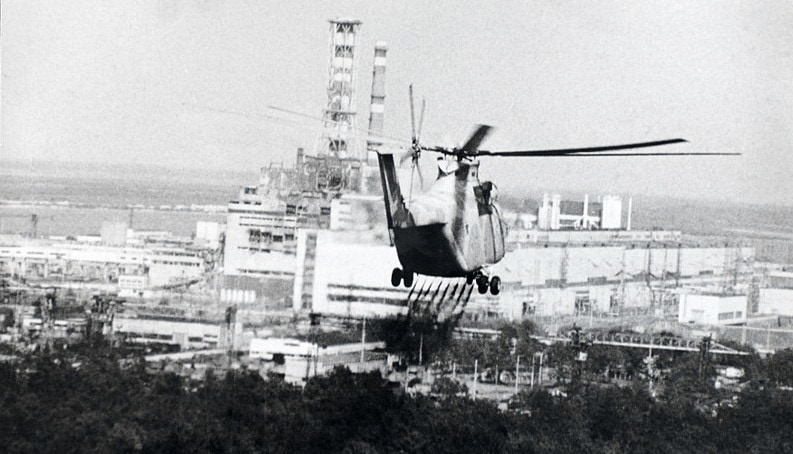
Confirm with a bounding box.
[313,19,362,159]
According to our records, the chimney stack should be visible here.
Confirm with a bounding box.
[627,196,633,231]
[367,41,388,163]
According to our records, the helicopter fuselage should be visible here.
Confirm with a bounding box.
[373,115,707,294]
[378,153,506,278]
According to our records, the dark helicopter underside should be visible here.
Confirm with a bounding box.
[393,223,468,277]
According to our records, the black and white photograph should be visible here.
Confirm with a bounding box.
[1,1,793,452]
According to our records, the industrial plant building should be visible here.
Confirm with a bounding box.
[219,18,386,313]
[0,227,208,290]
[213,17,771,328]
[5,17,793,378]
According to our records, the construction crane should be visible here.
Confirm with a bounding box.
[0,213,55,238]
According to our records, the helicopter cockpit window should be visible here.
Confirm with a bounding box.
[474,182,494,215]
[488,182,499,202]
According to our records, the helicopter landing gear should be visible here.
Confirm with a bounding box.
[403,270,414,287]
[489,276,501,295]
[391,268,414,288]
[472,271,501,296]
[476,275,489,294]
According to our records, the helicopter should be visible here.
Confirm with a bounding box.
[377,86,739,296]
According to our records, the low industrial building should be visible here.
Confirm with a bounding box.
[290,225,755,320]
[112,317,225,350]
[0,238,207,290]
[678,292,748,325]
[758,270,793,316]
[249,337,388,385]
[759,289,793,316]
[536,193,627,230]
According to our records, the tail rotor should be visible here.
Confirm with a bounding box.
[404,84,427,201]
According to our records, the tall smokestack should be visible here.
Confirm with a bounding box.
[551,194,561,230]
[627,196,633,231]
[367,41,388,164]
[582,194,589,230]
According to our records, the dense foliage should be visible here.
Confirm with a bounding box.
[3,338,793,453]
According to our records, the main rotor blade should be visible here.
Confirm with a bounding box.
[417,98,426,143]
[409,84,417,143]
[460,125,493,152]
[477,138,689,156]
[259,104,411,145]
[480,151,741,157]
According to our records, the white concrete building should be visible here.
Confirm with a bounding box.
[100,221,128,246]
[759,289,793,316]
[195,221,224,249]
[600,195,623,229]
[289,226,754,320]
[147,248,204,287]
[678,293,748,325]
[757,271,793,316]
[536,193,626,231]
[250,336,388,385]
[112,317,222,349]
[294,229,406,318]
[118,275,148,297]
[0,241,205,290]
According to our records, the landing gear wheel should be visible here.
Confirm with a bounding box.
[466,272,476,285]
[489,276,501,296]
[391,268,402,287]
[403,270,414,288]
[476,274,489,294]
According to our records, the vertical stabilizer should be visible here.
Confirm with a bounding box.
[376,153,411,229]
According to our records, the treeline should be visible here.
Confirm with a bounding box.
[3,338,793,452]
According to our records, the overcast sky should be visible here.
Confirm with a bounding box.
[2,1,792,205]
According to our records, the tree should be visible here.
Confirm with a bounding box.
[765,348,793,387]
[376,315,455,364]
[662,353,719,407]
[431,376,468,397]
[546,342,574,384]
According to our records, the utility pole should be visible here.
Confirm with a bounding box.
[418,334,423,366]
[360,317,366,366]
[698,334,712,381]
[767,323,771,350]
[515,355,520,394]
[571,324,581,386]
[645,354,656,394]
[473,359,478,401]
[589,300,593,328]
[531,354,536,388]
[645,344,656,394]
[571,324,589,389]
[225,305,237,370]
